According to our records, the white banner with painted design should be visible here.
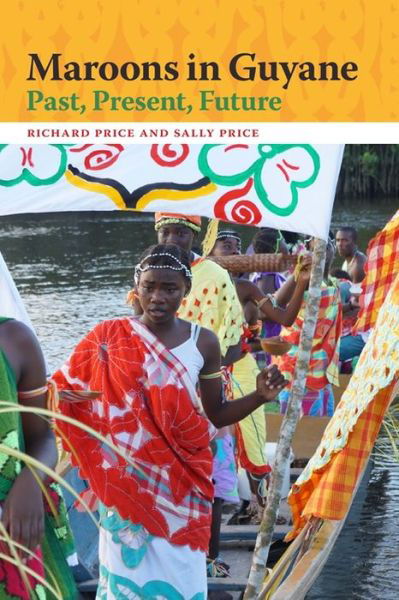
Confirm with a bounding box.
[0,144,344,239]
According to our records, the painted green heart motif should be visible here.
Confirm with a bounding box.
[198,143,320,217]
[0,144,68,186]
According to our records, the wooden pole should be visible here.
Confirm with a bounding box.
[244,238,327,600]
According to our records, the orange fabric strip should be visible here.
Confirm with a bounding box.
[286,378,397,540]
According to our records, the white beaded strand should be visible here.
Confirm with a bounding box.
[134,252,192,284]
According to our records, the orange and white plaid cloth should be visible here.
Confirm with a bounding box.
[287,268,399,540]
[353,209,399,335]
[287,381,396,539]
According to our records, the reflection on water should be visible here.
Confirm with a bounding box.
[0,200,398,598]
[1,213,155,369]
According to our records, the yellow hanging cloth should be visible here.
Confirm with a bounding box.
[202,218,219,256]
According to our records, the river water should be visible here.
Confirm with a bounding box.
[0,200,398,599]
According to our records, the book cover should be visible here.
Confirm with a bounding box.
[0,3,397,599]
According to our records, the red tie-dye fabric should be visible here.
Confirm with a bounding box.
[52,317,215,552]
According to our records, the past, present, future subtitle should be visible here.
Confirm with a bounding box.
[26,90,282,114]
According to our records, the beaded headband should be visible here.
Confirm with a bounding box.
[215,230,242,251]
[134,252,192,285]
[154,217,201,234]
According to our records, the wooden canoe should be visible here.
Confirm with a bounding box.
[262,459,372,600]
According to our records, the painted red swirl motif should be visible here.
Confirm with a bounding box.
[214,178,262,225]
[70,144,124,170]
[150,144,190,167]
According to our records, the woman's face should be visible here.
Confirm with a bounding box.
[137,268,188,324]
[211,237,240,256]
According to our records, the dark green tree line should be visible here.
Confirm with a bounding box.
[336,145,399,201]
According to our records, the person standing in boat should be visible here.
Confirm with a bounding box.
[248,228,289,368]
[335,227,367,283]
[210,229,269,520]
[155,213,244,366]
[273,236,343,417]
[209,230,312,521]
[153,212,243,578]
[0,317,76,599]
[52,244,287,599]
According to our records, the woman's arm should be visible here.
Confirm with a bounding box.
[222,341,242,366]
[18,325,57,475]
[273,254,313,305]
[197,329,287,428]
[1,322,57,553]
[235,257,311,328]
[273,275,297,306]
[249,263,312,328]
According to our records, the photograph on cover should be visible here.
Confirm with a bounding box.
[0,142,397,599]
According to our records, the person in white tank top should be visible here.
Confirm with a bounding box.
[64,243,287,600]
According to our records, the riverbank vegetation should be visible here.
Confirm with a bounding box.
[337,145,399,201]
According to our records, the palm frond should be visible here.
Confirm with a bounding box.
[0,520,63,599]
[375,404,399,463]
[0,397,149,592]
[0,525,64,598]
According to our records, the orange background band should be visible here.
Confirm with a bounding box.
[0,0,398,122]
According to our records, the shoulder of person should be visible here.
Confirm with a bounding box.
[197,326,220,354]
[1,319,36,348]
[1,320,46,383]
[236,278,260,298]
[79,317,132,342]
[195,258,237,291]
[202,257,232,278]
[93,316,130,330]
[236,278,257,291]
